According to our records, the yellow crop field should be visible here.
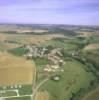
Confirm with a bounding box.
[0,52,35,86]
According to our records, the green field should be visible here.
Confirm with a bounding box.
[38,60,96,100]
[6,96,31,100]
[8,46,28,56]
[89,36,99,43]
[41,38,78,50]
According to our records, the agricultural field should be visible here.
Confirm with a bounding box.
[0,52,35,85]
[89,36,99,43]
[84,44,99,50]
[0,52,35,100]
[41,38,78,50]
[35,91,49,100]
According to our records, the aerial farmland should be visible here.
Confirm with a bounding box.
[0,24,99,100]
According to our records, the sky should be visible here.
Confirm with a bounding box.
[0,0,99,25]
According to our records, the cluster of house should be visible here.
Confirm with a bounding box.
[24,45,48,58]
[24,45,65,72]
[47,48,65,64]
[44,64,64,72]
[44,64,59,72]
[44,48,65,72]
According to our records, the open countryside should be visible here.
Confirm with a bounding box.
[0,24,99,100]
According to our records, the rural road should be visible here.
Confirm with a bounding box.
[31,60,49,100]
[32,78,49,100]
[0,94,32,99]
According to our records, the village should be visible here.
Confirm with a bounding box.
[24,45,65,73]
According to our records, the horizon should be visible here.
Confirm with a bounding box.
[0,0,99,25]
[0,23,99,27]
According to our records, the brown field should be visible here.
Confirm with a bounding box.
[75,31,92,37]
[0,34,7,41]
[16,29,49,33]
[93,31,99,36]
[0,52,35,86]
[35,91,49,100]
[4,43,21,49]
[0,25,49,33]
[76,31,99,37]
[81,32,92,37]
[84,44,99,50]
[6,34,53,44]
[23,34,65,44]
[83,88,99,100]
[0,33,65,45]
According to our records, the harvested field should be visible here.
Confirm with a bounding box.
[93,32,99,36]
[0,52,35,86]
[35,91,49,100]
[16,29,48,33]
[4,43,21,49]
[76,31,99,38]
[81,32,93,37]
[0,34,7,41]
[84,44,99,50]
[0,33,65,44]
[75,31,92,37]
